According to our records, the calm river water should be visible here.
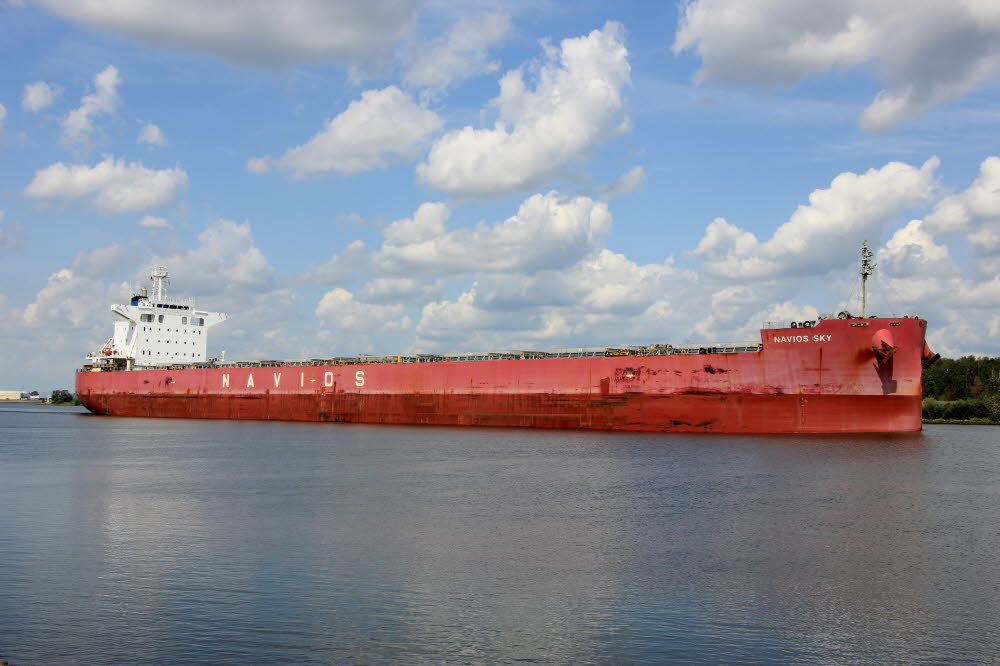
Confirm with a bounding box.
[1,402,998,664]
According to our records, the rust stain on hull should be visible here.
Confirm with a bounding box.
[78,391,923,433]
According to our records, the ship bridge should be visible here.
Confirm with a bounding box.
[86,267,228,370]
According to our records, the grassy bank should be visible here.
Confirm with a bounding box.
[922,397,999,422]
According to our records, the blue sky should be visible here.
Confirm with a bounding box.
[1,0,999,390]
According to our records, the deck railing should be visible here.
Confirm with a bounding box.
[79,342,764,372]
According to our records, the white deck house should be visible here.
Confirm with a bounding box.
[87,267,227,369]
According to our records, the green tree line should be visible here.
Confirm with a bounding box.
[49,389,79,405]
[922,356,1000,422]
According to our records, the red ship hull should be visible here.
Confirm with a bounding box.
[76,318,929,433]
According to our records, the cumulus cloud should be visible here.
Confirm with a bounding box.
[136,215,170,229]
[573,250,680,315]
[22,81,59,112]
[22,268,101,328]
[690,157,940,279]
[35,0,417,75]
[471,250,682,316]
[252,86,442,178]
[599,165,645,199]
[925,156,1000,234]
[138,219,309,359]
[413,191,992,356]
[968,225,1000,274]
[805,160,1000,354]
[924,155,1000,277]
[403,11,510,93]
[382,201,448,246]
[721,301,821,341]
[416,289,533,343]
[61,65,121,146]
[22,243,136,327]
[357,277,446,304]
[302,240,367,285]
[673,0,1000,131]
[877,220,952,278]
[375,193,612,276]
[137,122,166,146]
[405,157,999,356]
[417,21,631,197]
[151,218,276,295]
[25,156,189,215]
[5,218,307,386]
[878,269,1000,357]
[245,157,269,175]
[10,154,1000,384]
[315,288,411,348]
[414,250,690,349]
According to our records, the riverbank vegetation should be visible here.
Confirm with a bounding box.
[922,356,1000,424]
[49,390,80,406]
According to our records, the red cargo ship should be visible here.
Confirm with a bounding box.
[76,247,938,433]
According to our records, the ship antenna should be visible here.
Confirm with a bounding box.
[151,266,170,302]
[860,240,875,317]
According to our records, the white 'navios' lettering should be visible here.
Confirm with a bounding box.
[324,371,334,387]
[355,370,365,387]
[247,373,254,388]
[222,374,230,388]
[273,372,281,387]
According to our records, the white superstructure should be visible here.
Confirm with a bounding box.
[86,267,228,369]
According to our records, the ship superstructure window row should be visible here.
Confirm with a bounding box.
[84,267,227,369]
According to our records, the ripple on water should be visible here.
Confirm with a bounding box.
[1,405,998,664]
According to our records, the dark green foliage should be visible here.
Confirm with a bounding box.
[922,398,947,419]
[921,398,998,421]
[922,357,1000,422]
[923,356,1000,401]
[49,390,75,405]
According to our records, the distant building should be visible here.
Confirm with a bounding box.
[0,390,26,401]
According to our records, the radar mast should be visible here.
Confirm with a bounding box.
[860,241,875,317]
[151,266,170,302]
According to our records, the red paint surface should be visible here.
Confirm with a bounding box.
[76,318,929,433]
